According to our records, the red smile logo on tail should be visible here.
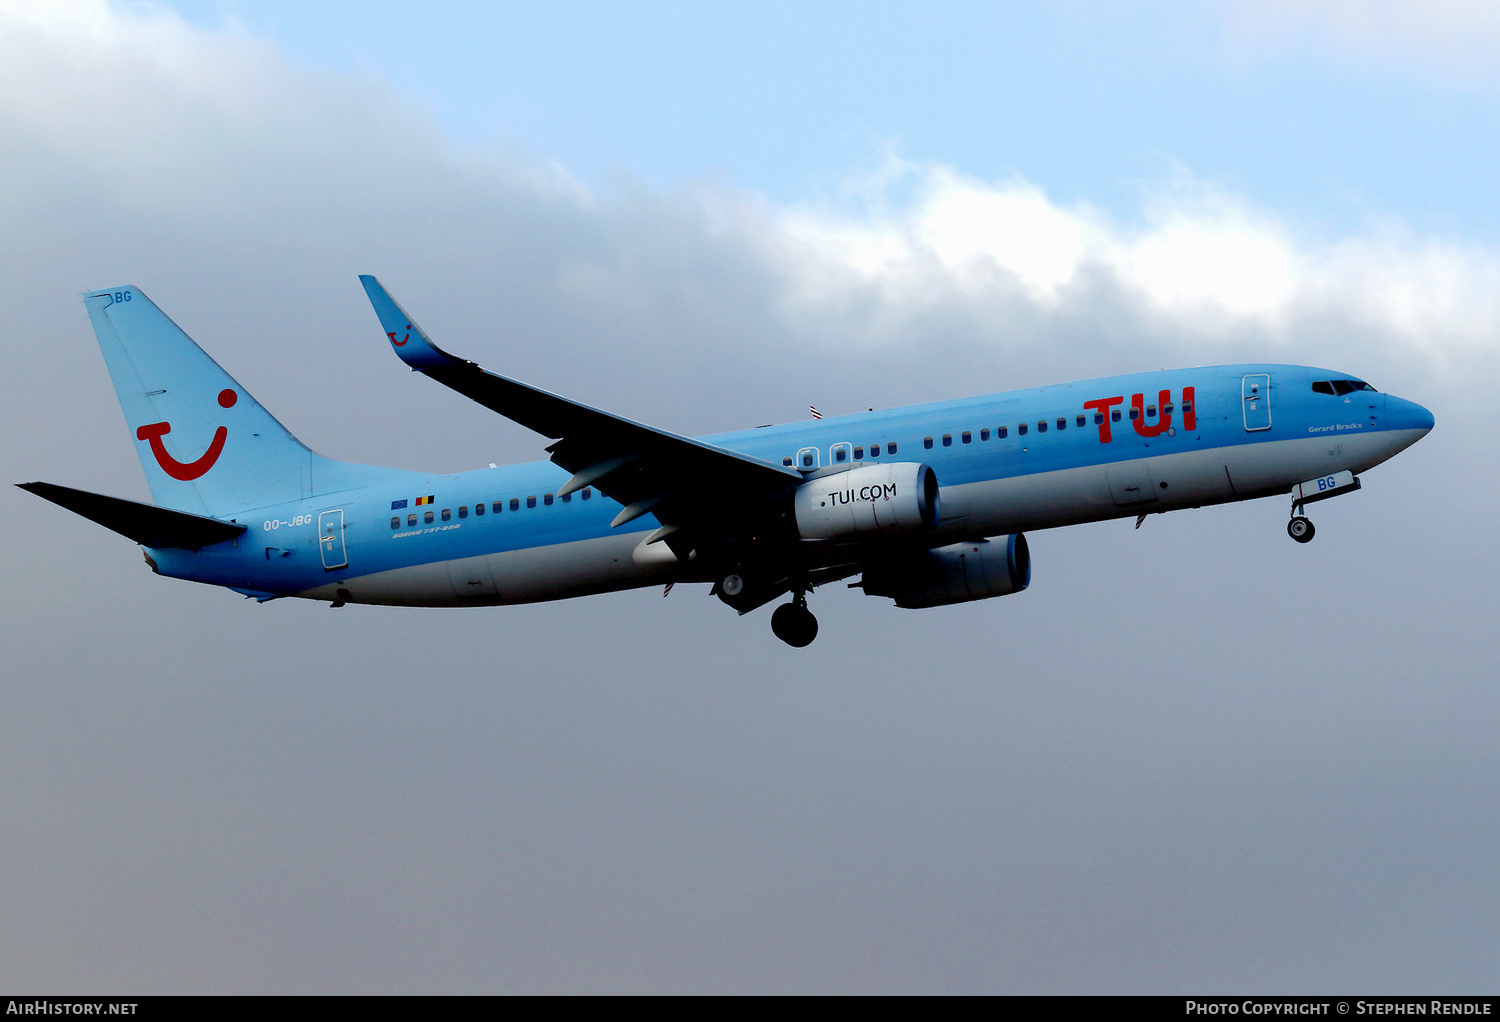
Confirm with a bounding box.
[136,389,237,481]
[388,324,411,347]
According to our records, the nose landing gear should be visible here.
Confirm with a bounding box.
[1287,516,1316,543]
[771,590,819,648]
[1286,471,1362,543]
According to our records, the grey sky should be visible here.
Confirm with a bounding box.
[1,0,1496,993]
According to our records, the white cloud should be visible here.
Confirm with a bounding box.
[761,164,1499,365]
[2,0,1494,394]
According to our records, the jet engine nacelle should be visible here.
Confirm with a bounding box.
[793,462,940,540]
[861,534,1030,608]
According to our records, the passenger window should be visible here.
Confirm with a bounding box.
[493,501,504,514]
[980,428,990,441]
[441,508,451,522]
[475,502,485,516]
[1146,404,1157,417]
[408,514,417,526]
[1112,409,1121,422]
[561,492,571,503]
[510,498,520,511]
[1095,412,1104,424]
[801,451,815,468]
[783,457,794,467]
[868,444,880,458]
[424,510,434,524]
[887,442,897,455]
[1076,415,1086,428]
[961,431,971,444]
[1018,423,1028,436]
[998,426,1008,438]
[853,446,864,460]
[1183,400,1193,412]
[1037,420,1047,433]
[1128,407,1139,420]
[942,434,952,447]
[458,505,468,519]
[924,437,934,450]
[582,488,592,500]
[1163,403,1174,415]
[1056,418,1065,431]
[390,517,400,530]
[544,493,554,506]
[526,496,536,509]
[832,445,848,463]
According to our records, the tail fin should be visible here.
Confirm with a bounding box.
[85,286,317,516]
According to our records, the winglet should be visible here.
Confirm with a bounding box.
[358,275,456,371]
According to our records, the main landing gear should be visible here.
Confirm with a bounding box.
[717,570,820,647]
[771,590,819,648]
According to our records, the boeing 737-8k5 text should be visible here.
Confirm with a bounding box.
[19,279,1434,646]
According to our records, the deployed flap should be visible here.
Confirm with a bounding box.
[17,482,247,549]
[359,276,800,534]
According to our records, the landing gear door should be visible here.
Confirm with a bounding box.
[318,509,348,571]
[1243,374,1271,431]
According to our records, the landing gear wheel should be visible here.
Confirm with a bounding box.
[1287,516,1315,543]
[720,573,745,597]
[771,602,819,648]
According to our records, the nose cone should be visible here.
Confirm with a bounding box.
[1388,396,1435,436]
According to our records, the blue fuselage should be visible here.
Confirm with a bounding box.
[146,363,1433,606]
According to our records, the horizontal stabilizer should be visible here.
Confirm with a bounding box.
[17,482,247,549]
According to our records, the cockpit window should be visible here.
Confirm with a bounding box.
[1313,379,1378,395]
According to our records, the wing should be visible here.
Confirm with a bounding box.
[359,276,801,549]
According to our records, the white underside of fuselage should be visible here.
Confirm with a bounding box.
[297,429,1425,608]
[298,528,681,607]
[945,426,1424,536]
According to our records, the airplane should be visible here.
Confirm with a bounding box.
[18,279,1434,647]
